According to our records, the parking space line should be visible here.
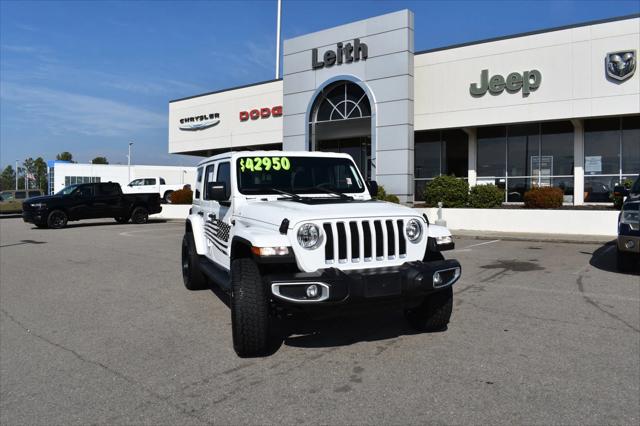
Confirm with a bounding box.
[457,239,501,250]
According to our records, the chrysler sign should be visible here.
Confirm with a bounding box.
[179,113,220,131]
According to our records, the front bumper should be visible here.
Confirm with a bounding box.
[265,259,461,306]
[22,209,47,224]
[617,235,640,254]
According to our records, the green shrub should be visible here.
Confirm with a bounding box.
[422,175,469,208]
[612,178,634,210]
[468,184,504,208]
[523,187,564,209]
[170,188,193,204]
[375,185,400,204]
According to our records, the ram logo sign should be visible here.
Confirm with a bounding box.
[606,50,636,81]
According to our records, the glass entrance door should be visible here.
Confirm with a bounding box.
[317,136,371,179]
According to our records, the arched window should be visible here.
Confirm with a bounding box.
[310,81,371,123]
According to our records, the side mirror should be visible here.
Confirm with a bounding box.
[366,180,379,197]
[613,185,629,197]
[205,181,227,201]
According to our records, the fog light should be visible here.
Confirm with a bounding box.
[306,284,318,298]
[433,272,442,286]
[625,240,636,249]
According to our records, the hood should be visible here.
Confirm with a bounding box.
[23,195,63,204]
[236,199,422,227]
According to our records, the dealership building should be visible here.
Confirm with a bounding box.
[168,10,639,204]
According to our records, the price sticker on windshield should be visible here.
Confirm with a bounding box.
[239,156,291,173]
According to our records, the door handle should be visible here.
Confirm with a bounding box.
[197,211,204,216]
[208,214,216,220]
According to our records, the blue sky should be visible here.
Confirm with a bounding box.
[1,0,639,169]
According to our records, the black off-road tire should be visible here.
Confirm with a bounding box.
[405,286,453,332]
[181,233,208,290]
[163,191,174,204]
[47,210,68,229]
[114,216,130,224]
[130,206,149,224]
[616,249,636,272]
[231,258,270,357]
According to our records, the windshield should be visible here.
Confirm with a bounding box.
[56,185,80,195]
[236,156,365,195]
[632,176,640,194]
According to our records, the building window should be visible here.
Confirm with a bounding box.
[312,82,371,123]
[64,176,100,187]
[414,129,468,201]
[477,120,574,202]
[584,115,640,202]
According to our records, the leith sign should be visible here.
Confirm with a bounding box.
[470,69,542,96]
[312,39,368,69]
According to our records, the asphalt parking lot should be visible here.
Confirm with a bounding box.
[1,217,638,425]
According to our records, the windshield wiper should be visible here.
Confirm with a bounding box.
[314,184,353,200]
[268,188,302,200]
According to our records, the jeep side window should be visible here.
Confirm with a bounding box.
[216,162,231,200]
[130,179,143,186]
[143,178,155,185]
[195,167,204,199]
[204,164,216,200]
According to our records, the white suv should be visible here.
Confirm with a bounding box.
[182,151,461,357]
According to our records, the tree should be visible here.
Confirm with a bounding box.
[0,165,16,190]
[34,157,47,190]
[91,156,109,164]
[56,151,74,162]
[23,158,36,189]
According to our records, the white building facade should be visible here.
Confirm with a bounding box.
[168,11,640,204]
[47,161,196,195]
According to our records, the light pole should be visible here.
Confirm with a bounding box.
[15,160,18,190]
[127,142,134,182]
[275,0,282,79]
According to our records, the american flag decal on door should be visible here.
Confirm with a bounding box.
[205,218,230,254]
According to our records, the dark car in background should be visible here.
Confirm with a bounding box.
[22,182,162,229]
[1,190,43,214]
[614,175,640,272]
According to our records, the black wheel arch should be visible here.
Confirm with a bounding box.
[231,237,253,261]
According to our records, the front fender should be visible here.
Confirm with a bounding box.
[427,224,452,239]
[233,220,291,248]
[186,214,207,255]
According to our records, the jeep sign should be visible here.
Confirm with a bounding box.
[470,69,542,96]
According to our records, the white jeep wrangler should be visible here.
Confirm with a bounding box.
[182,151,461,357]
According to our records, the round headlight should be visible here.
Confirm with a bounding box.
[405,219,423,243]
[297,223,322,249]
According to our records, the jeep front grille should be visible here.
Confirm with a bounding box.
[322,219,407,264]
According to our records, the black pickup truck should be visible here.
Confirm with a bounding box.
[22,182,162,229]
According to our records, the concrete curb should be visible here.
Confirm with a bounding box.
[451,230,615,245]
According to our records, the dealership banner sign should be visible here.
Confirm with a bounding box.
[312,39,368,69]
